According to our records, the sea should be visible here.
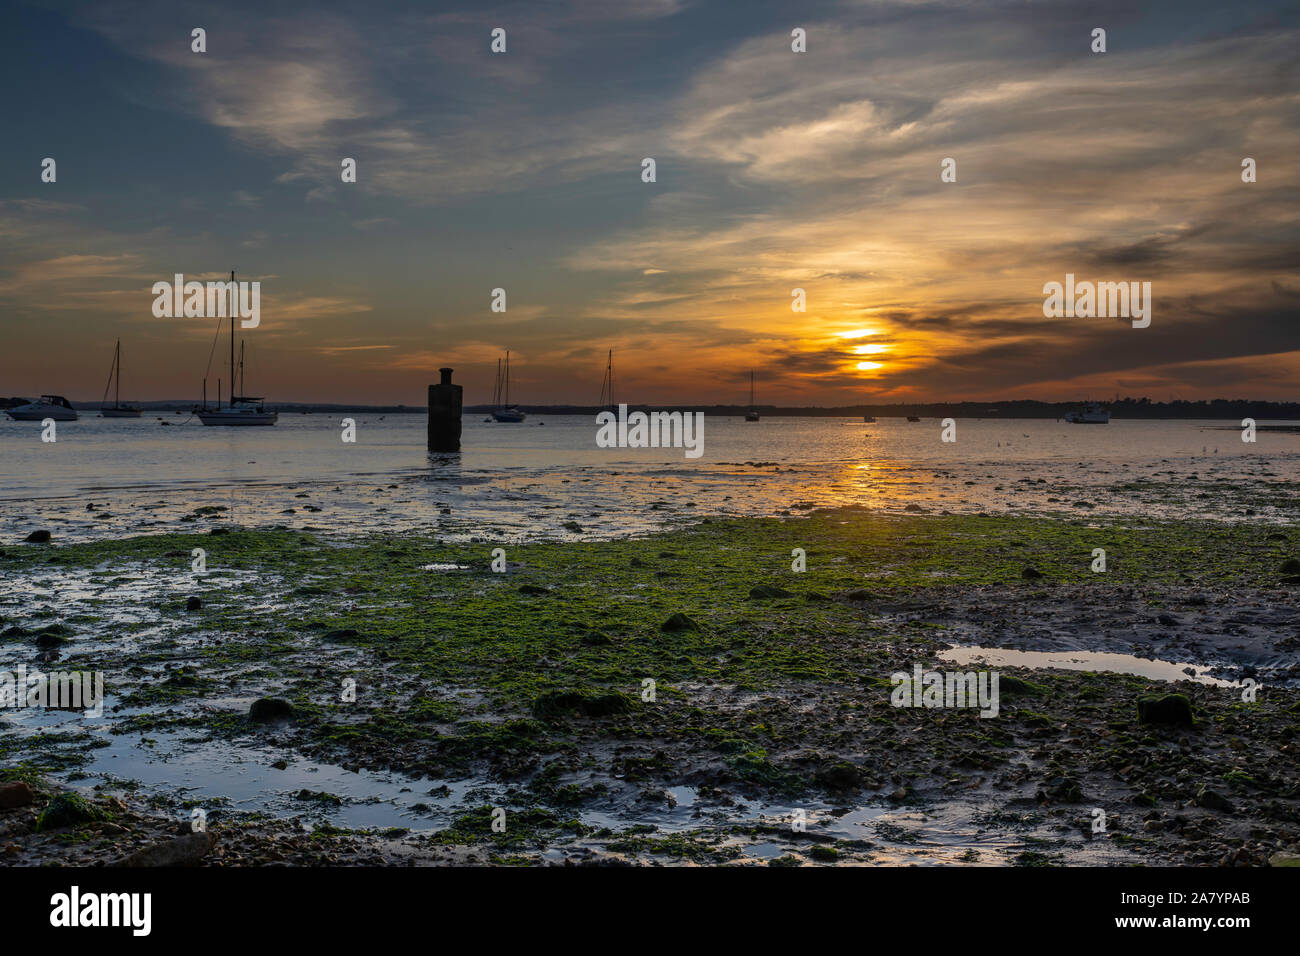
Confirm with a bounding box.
[1,413,1295,542]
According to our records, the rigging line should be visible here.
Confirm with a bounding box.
[202,311,224,381]
[99,347,116,406]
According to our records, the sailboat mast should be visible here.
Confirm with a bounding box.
[505,350,510,406]
[115,340,121,407]
[229,270,236,409]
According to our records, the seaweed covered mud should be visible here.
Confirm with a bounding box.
[2,509,1299,866]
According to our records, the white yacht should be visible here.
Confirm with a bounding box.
[100,339,143,417]
[6,395,78,421]
[744,370,759,421]
[197,396,278,426]
[490,350,526,423]
[196,271,277,427]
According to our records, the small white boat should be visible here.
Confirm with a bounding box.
[1064,403,1110,424]
[100,339,142,417]
[744,370,760,421]
[7,395,78,421]
[490,350,527,423]
[196,271,277,427]
[863,415,876,423]
[197,399,278,426]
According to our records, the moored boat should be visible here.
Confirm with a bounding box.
[196,271,277,426]
[745,370,759,421]
[1064,403,1110,424]
[6,395,78,421]
[490,350,526,422]
[100,339,142,417]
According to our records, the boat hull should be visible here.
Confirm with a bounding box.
[6,406,78,421]
[101,407,142,418]
[197,411,278,426]
[491,410,527,423]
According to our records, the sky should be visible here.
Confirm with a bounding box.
[1,0,1297,406]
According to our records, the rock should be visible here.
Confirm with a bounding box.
[997,675,1044,697]
[660,612,699,632]
[630,557,645,567]
[563,521,584,533]
[1040,775,1084,803]
[809,845,838,862]
[532,690,631,718]
[249,698,294,722]
[833,588,874,602]
[814,762,861,792]
[749,585,794,599]
[1194,787,1234,813]
[1157,613,1179,627]
[518,584,550,596]
[24,530,51,543]
[36,792,105,831]
[1269,851,1300,867]
[117,831,216,867]
[323,628,359,640]
[580,630,612,646]
[1021,566,1044,580]
[1280,558,1300,574]
[1137,693,1194,726]
[0,781,34,809]
[35,632,69,650]
[887,787,908,802]
[185,596,202,611]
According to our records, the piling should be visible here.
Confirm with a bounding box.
[427,368,463,452]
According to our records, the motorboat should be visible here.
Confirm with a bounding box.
[6,395,78,421]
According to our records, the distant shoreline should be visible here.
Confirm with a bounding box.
[3,398,1299,421]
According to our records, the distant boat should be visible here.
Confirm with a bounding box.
[1065,403,1110,424]
[863,415,876,423]
[598,348,615,414]
[6,395,78,421]
[490,350,526,422]
[906,415,921,422]
[100,339,142,417]
[745,370,759,421]
[196,271,277,426]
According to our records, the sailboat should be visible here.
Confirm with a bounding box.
[744,370,759,421]
[598,348,615,414]
[196,271,277,426]
[100,339,142,417]
[490,350,526,423]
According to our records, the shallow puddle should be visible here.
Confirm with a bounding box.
[938,645,1238,687]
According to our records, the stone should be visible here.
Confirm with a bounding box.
[249,697,294,722]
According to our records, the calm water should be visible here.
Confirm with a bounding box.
[1,414,1296,541]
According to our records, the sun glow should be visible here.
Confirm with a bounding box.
[853,343,887,355]
[836,329,879,339]
[856,361,883,371]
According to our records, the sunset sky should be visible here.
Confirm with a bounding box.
[2,0,1297,406]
